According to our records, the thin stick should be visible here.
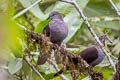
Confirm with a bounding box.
[49,50,69,80]
[13,0,41,19]
[109,0,120,19]
[88,17,119,22]
[23,57,45,80]
[60,0,116,72]
[16,23,27,30]
[111,56,120,80]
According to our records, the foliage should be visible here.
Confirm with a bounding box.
[0,0,120,80]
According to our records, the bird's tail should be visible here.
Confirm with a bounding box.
[37,54,48,65]
[54,69,64,77]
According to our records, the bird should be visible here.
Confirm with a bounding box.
[78,35,112,67]
[54,35,112,77]
[37,11,68,65]
[43,11,68,46]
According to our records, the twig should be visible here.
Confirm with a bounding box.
[16,23,27,30]
[60,0,116,72]
[109,0,120,19]
[13,0,42,19]
[111,55,120,80]
[49,49,69,80]
[23,57,45,80]
[88,17,119,22]
[26,30,102,79]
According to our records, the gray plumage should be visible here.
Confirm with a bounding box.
[37,11,68,65]
[43,11,68,45]
[78,35,111,67]
[79,46,105,67]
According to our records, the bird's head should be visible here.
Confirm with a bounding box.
[47,11,63,20]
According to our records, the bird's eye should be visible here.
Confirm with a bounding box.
[52,13,56,16]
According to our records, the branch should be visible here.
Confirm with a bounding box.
[111,55,120,80]
[49,49,69,80]
[23,57,45,80]
[26,30,104,79]
[16,23,27,30]
[13,0,42,19]
[60,0,116,72]
[109,0,120,19]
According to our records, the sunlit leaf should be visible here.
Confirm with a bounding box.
[18,0,46,19]
[62,0,90,43]
[8,58,23,74]
[91,20,120,30]
[84,0,117,17]
[94,66,113,80]
[22,60,31,76]
[113,0,120,9]
[8,19,26,57]
[39,62,56,74]
[52,0,89,15]
[63,12,83,43]
[34,19,51,33]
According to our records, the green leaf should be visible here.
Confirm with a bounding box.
[63,12,83,43]
[43,73,55,80]
[8,58,23,74]
[0,0,14,16]
[22,60,31,76]
[62,0,90,43]
[51,0,89,15]
[91,20,120,30]
[34,19,51,33]
[94,66,113,80]
[8,19,25,57]
[39,62,56,74]
[8,0,14,16]
[113,0,120,9]
[84,0,117,17]
[18,0,46,19]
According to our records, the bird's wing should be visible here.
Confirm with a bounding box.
[79,46,99,64]
[43,24,50,37]
[37,54,48,65]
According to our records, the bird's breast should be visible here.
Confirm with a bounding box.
[49,19,68,43]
